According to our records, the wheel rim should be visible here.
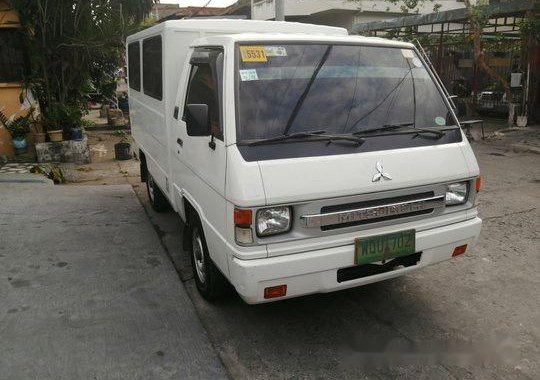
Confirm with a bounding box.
[147,175,155,203]
[192,228,206,284]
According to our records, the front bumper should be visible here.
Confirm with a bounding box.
[229,217,482,304]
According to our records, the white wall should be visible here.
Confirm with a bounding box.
[251,0,470,21]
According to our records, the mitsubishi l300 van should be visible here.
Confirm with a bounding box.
[127,20,482,304]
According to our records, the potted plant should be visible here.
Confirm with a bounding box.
[28,108,46,144]
[113,130,131,160]
[32,120,46,144]
[43,103,64,142]
[0,110,31,154]
[65,105,84,141]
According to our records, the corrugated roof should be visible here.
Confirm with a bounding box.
[352,0,537,33]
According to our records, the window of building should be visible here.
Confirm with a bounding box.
[128,42,141,91]
[184,47,224,140]
[0,29,25,83]
[142,35,163,100]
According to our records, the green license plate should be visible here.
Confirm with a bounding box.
[355,230,416,265]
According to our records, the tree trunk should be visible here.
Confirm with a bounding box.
[463,0,514,126]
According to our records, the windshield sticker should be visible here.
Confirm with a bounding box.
[239,69,259,82]
[240,46,267,63]
[264,46,288,57]
[401,49,415,59]
[412,57,423,68]
[435,116,446,126]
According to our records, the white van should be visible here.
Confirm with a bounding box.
[127,20,482,304]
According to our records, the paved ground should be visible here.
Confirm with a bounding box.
[0,183,227,380]
[3,128,538,379]
[128,141,539,380]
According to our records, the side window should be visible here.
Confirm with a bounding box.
[142,35,163,100]
[127,42,140,91]
[184,47,224,140]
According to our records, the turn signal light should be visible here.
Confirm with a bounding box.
[475,176,482,192]
[264,285,287,299]
[234,208,253,244]
[452,244,468,257]
[234,208,252,227]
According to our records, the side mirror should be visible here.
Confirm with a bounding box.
[185,104,210,136]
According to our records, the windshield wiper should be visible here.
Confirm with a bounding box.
[352,123,449,139]
[239,130,365,147]
[352,122,415,135]
[282,46,333,136]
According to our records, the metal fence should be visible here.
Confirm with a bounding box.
[421,42,525,118]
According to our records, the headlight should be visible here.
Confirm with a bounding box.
[256,207,292,237]
[445,182,468,205]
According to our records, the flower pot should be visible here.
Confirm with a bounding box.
[12,136,28,154]
[516,115,528,127]
[100,105,110,118]
[70,128,84,141]
[34,132,47,144]
[114,142,131,161]
[48,130,63,142]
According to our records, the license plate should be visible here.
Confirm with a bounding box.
[355,230,416,265]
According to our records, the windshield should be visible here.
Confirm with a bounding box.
[235,43,456,142]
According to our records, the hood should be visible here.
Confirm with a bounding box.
[257,142,474,205]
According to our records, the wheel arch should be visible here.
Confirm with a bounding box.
[139,149,148,183]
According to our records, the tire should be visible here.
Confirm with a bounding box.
[189,216,227,301]
[146,172,169,212]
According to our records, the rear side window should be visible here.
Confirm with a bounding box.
[143,36,163,100]
[127,42,140,91]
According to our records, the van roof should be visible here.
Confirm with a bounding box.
[127,19,348,42]
[190,33,415,49]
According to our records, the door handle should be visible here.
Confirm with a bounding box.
[176,138,183,147]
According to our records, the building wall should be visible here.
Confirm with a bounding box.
[0,0,23,118]
[251,0,471,23]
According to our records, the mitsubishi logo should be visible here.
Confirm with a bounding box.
[372,162,392,182]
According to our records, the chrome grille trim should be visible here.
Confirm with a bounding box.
[300,196,446,228]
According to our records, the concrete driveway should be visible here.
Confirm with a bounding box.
[0,183,227,380]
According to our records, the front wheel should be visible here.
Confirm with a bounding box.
[146,172,169,212]
[189,217,227,301]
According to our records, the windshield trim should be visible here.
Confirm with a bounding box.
[233,41,458,147]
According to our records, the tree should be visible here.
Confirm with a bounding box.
[10,0,157,131]
[462,0,514,126]
[351,0,520,126]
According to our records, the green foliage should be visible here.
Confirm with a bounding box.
[519,16,540,43]
[113,130,129,144]
[30,164,66,184]
[349,0,441,13]
[47,165,66,184]
[41,102,84,131]
[0,110,31,138]
[8,117,31,138]
[10,0,156,131]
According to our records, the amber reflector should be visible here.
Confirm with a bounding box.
[264,285,287,299]
[475,177,482,192]
[452,245,468,257]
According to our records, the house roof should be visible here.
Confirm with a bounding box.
[158,0,251,22]
[352,0,537,33]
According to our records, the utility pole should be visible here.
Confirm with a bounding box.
[275,0,285,21]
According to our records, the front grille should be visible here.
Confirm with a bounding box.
[320,192,435,231]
